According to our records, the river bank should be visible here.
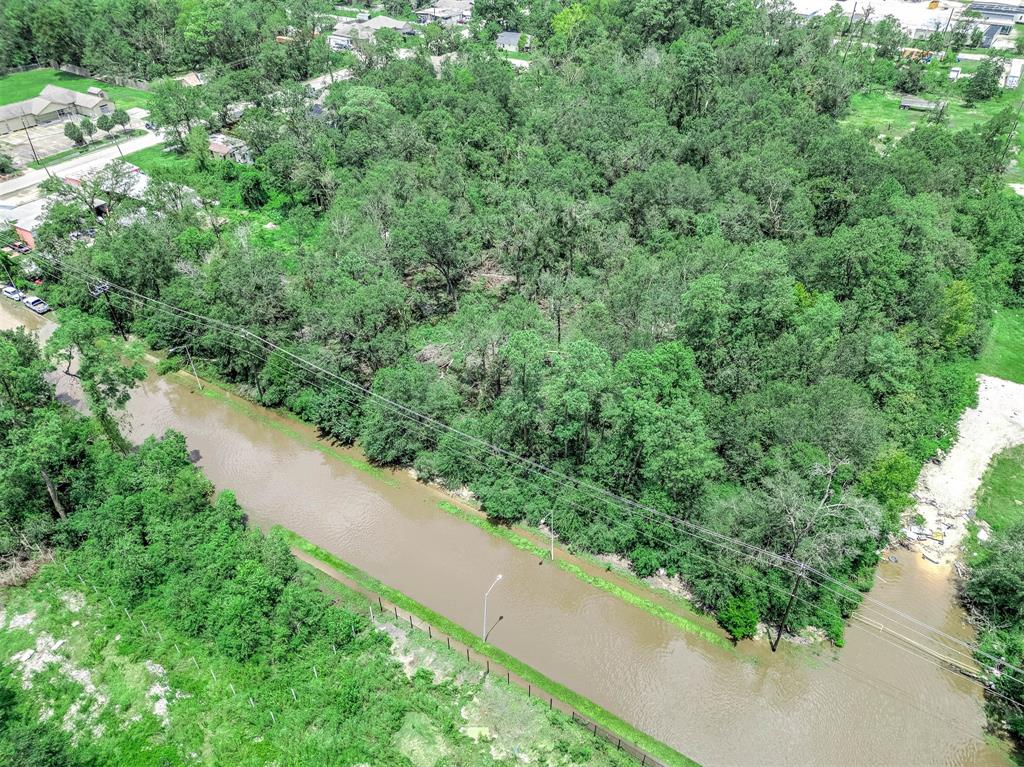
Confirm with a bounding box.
[908,375,1024,566]
[0,298,1009,766]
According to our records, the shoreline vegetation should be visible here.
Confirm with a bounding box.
[166,359,732,648]
[278,528,698,767]
[0,318,669,765]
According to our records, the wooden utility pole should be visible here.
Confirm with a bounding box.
[91,281,128,340]
[770,563,806,653]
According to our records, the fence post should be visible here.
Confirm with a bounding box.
[550,698,553,709]
[447,637,451,650]
[394,606,398,619]
[466,648,469,662]
[409,615,413,628]
[528,685,531,697]
[486,660,489,674]
[507,672,510,684]
[642,756,647,766]
[428,626,432,639]
[378,596,383,611]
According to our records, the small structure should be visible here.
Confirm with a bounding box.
[329,15,416,50]
[899,95,945,111]
[208,134,252,164]
[496,31,530,52]
[1003,57,1024,87]
[178,71,207,87]
[0,84,115,135]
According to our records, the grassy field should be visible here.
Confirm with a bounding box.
[976,308,1024,384]
[0,68,150,110]
[844,50,1024,151]
[0,558,640,767]
[975,444,1024,537]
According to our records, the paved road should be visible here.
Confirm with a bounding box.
[0,131,164,203]
[302,68,353,91]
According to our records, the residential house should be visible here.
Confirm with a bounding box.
[208,134,252,164]
[496,31,531,52]
[0,85,115,135]
[329,15,416,50]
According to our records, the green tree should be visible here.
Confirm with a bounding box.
[79,116,96,145]
[63,121,84,146]
[965,58,1003,105]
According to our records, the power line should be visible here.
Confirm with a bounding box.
[34,255,1024,691]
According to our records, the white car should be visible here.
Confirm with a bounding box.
[22,295,50,314]
[2,285,24,301]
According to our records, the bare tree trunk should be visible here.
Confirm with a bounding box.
[39,468,66,520]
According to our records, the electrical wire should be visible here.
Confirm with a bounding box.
[34,254,1024,692]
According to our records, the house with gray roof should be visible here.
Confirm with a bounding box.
[496,31,531,52]
[0,85,115,135]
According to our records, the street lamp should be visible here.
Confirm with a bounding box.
[168,344,202,390]
[540,514,554,562]
[482,574,502,642]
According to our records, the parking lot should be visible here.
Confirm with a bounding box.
[0,108,150,168]
[0,119,81,167]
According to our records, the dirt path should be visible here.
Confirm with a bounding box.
[909,374,1024,564]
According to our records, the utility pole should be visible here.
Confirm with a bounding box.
[540,514,554,561]
[183,345,202,390]
[482,574,502,642]
[90,281,128,340]
[770,563,806,653]
[0,252,15,285]
[19,113,50,178]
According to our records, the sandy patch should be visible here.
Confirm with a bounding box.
[60,591,86,613]
[144,659,176,727]
[907,375,1024,565]
[8,610,36,630]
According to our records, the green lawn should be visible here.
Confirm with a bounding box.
[975,444,1024,536]
[976,308,1024,384]
[844,53,1024,148]
[0,68,150,110]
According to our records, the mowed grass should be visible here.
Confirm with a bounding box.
[976,308,1024,384]
[0,68,150,110]
[845,53,1024,152]
[975,444,1024,536]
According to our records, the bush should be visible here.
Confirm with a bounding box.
[717,594,760,640]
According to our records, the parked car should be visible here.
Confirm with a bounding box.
[2,285,24,301]
[144,122,155,130]
[22,295,49,314]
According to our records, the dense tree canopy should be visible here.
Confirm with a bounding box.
[13,0,1024,662]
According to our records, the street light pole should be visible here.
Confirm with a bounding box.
[169,345,202,390]
[482,574,502,642]
[540,515,554,561]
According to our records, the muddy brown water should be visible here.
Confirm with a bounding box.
[0,300,1009,766]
